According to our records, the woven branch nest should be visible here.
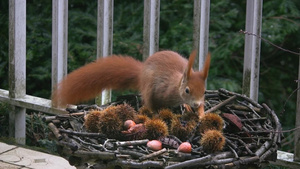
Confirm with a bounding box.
[46,88,281,169]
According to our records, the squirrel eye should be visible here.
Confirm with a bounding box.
[185,87,190,94]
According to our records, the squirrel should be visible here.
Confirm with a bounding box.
[52,50,211,114]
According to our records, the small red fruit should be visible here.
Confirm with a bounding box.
[147,140,162,151]
[177,142,192,153]
[124,120,136,129]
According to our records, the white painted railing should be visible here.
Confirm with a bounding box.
[242,0,263,102]
[0,0,299,168]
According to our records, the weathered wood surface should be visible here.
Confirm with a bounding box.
[193,0,210,71]
[96,0,114,105]
[0,89,67,115]
[8,0,27,145]
[143,0,160,60]
[242,0,263,102]
[270,151,300,169]
[51,0,68,93]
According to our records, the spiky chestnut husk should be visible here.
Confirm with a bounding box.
[97,107,123,139]
[144,119,169,140]
[134,114,150,124]
[170,116,197,141]
[138,106,154,118]
[200,129,225,153]
[181,111,200,123]
[198,113,224,134]
[114,103,137,122]
[158,108,174,127]
[84,110,102,132]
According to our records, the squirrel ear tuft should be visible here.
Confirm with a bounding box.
[182,50,197,83]
[200,52,211,79]
[187,50,197,77]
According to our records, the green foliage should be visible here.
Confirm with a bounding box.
[68,1,98,70]
[160,0,193,54]
[26,1,52,98]
[0,103,10,137]
[0,102,57,153]
[259,0,300,130]
[26,112,57,153]
[113,0,144,59]
[0,1,9,90]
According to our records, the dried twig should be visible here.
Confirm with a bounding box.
[46,90,280,169]
[48,122,62,140]
[139,148,167,161]
[73,150,116,160]
[219,88,263,108]
[59,129,106,138]
[165,154,212,169]
[205,95,237,114]
[118,149,146,159]
[239,29,300,55]
[115,139,149,147]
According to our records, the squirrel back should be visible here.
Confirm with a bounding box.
[52,50,210,112]
[140,50,210,111]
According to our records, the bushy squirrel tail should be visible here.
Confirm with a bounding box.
[52,55,143,107]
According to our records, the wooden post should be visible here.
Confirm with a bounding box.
[8,0,26,145]
[295,54,300,161]
[193,0,201,69]
[242,0,263,101]
[51,0,68,95]
[96,0,114,105]
[143,0,160,60]
[193,0,210,71]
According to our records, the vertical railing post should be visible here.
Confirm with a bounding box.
[242,0,263,101]
[193,0,210,71]
[143,0,160,60]
[295,54,300,161]
[193,0,201,69]
[8,0,26,145]
[197,0,210,71]
[96,0,114,105]
[51,0,68,96]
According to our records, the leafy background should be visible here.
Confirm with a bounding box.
[0,0,300,152]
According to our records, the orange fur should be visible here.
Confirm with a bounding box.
[52,56,143,106]
[52,51,211,112]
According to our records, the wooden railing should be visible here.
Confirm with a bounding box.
[0,0,299,168]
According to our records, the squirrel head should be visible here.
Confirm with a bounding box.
[179,51,211,109]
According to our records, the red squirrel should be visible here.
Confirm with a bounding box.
[52,50,211,114]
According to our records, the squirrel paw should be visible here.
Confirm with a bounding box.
[183,104,193,113]
[197,104,205,119]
